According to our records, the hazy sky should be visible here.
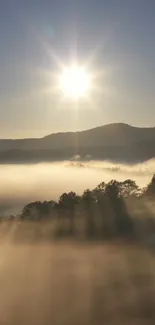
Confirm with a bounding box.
[0,0,155,138]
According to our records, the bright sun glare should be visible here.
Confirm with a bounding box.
[59,66,91,99]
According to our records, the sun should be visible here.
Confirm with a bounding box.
[59,65,91,99]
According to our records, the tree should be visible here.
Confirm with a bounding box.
[104,180,133,237]
[82,189,95,238]
[105,180,120,200]
[94,179,139,198]
[93,179,137,237]
[21,201,56,220]
[92,182,111,237]
[93,182,106,194]
[21,202,40,220]
[119,179,139,197]
[58,192,79,235]
[145,175,155,197]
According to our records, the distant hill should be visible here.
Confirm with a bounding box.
[0,123,155,163]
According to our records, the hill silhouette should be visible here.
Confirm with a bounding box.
[0,123,155,163]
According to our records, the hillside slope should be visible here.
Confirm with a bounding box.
[0,123,155,162]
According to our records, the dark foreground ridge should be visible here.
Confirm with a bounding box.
[1,123,155,163]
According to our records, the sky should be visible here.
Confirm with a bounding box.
[0,0,155,138]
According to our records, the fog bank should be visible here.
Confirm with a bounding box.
[0,159,155,215]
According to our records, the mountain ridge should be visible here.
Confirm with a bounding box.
[2,123,155,141]
[0,123,155,163]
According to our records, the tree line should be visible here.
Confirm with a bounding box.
[13,175,155,240]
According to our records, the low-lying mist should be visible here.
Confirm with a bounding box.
[1,159,155,215]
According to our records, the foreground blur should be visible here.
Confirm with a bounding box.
[0,236,154,325]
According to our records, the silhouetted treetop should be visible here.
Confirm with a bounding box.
[145,174,155,197]
[18,175,155,240]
